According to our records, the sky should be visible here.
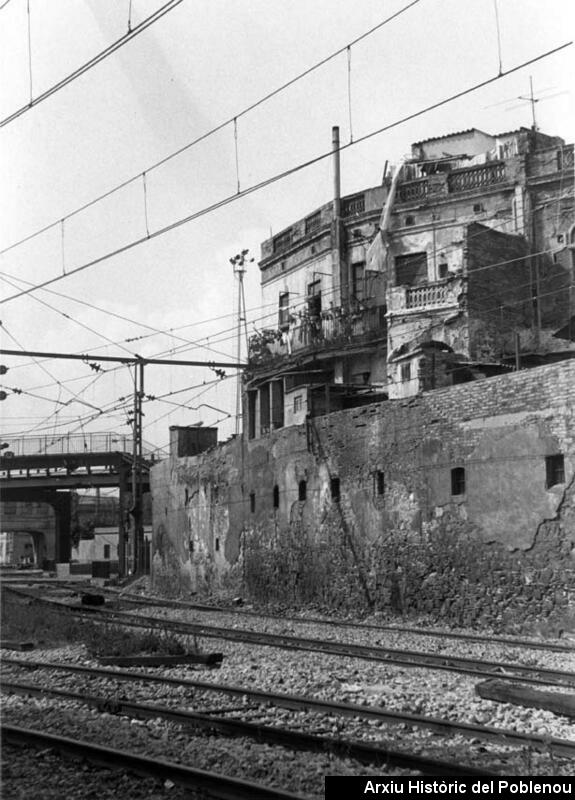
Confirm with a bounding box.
[0,0,574,460]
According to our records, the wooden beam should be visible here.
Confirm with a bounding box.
[476,679,575,719]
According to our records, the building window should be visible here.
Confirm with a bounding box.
[438,262,448,278]
[260,383,270,434]
[451,467,466,496]
[250,492,256,512]
[298,480,307,501]
[247,390,257,440]
[215,537,220,552]
[473,203,485,213]
[374,470,384,496]
[103,545,110,560]
[405,215,415,226]
[273,485,279,509]
[307,279,322,317]
[352,262,365,302]
[293,395,303,413]
[305,211,321,235]
[271,380,284,430]
[278,292,290,329]
[395,252,428,286]
[330,477,341,502]
[546,454,565,488]
[400,362,411,383]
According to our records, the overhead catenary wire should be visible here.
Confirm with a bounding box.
[1,41,571,306]
[0,269,238,361]
[3,188,571,376]
[0,0,423,256]
[0,0,184,128]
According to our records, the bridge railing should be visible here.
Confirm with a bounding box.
[0,433,165,459]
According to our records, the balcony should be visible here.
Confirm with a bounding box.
[395,161,507,206]
[447,161,505,192]
[248,304,387,366]
[389,281,461,314]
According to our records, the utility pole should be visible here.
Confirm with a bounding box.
[230,250,253,436]
[0,349,246,577]
[130,358,145,575]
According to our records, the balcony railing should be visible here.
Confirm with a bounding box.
[447,161,505,193]
[405,283,457,309]
[388,280,461,314]
[396,179,429,204]
[249,304,386,365]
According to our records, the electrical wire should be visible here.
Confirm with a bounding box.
[0,0,184,128]
[0,269,237,361]
[0,0,422,255]
[1,41,571,306]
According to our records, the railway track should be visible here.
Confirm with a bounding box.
[2,725,309,800]
[4,657,575,762]
[5,584,572,687]
[64,603,575,688]
[99,586,575,655]
[5,579,573,655]
[1,678,492,777]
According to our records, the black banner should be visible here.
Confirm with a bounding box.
[324,777,574,800]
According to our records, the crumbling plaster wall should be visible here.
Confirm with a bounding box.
[151,360,574,627]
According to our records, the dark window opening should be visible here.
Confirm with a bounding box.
[395,252,428,286]
[189,539,194,553]
[260,383,270,434]
[330,477,341,502]
[247,390,257,440]
[400,362,411,382]
[273,485,279,509]
[279,292,290,329]
[352,261,365,302]
[293,394,303,413]
[212,486,219,505]
[473,203,485,213]
[307,280,322,317]
[546,454,565,488]
[375,470,384,496]
[438,262,448,278]
[250,492,256,512]
[298,480,307,501]
[215,537,220,552]
[451,467,466,496]
[405,215,415,226]
[103,545,110,560]
[271,380,284,429]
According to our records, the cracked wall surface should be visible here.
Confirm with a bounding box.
[151,359,575,629]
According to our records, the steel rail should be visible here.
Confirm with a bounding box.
[1,680,492,777]
[101,587,575,654]
[1,724,309,800]
[3,588,572,685]
[4,658,575,761]
[4,579,574,654]
[64,603,575,687]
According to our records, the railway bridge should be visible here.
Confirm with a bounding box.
[0,433,160,573]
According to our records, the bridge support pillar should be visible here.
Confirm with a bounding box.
[50,492,72,564]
